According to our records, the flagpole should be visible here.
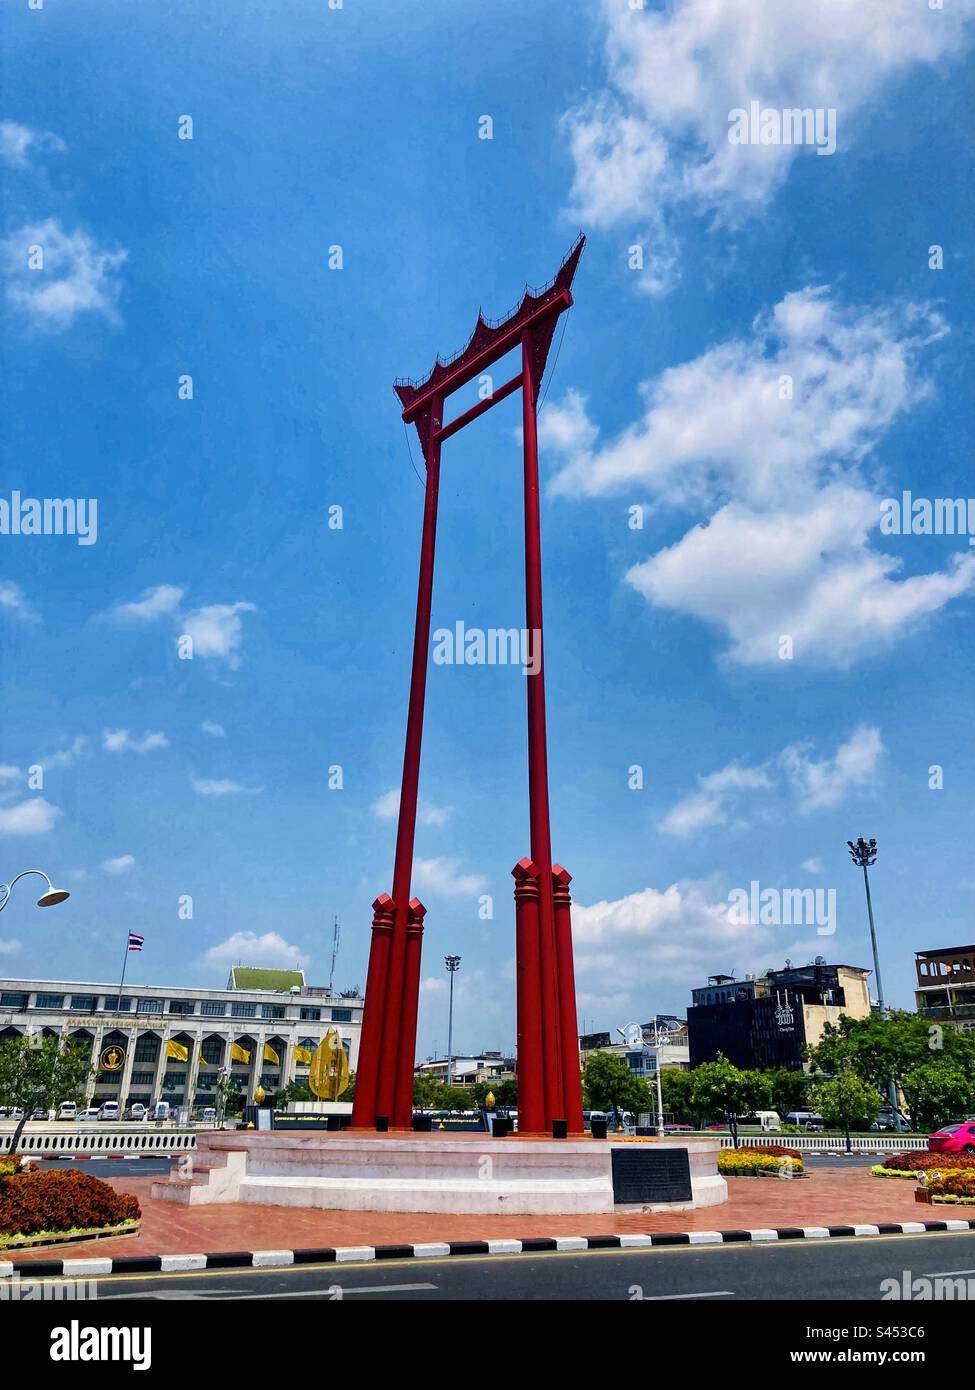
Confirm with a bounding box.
[113,932,132,1024]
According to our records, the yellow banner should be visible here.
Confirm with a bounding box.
[294,1046,312,1065]
[230,1042,250,1064]
[308,1028,350,1100]
[165,1040,188,1061]
[263,1043,280,1065]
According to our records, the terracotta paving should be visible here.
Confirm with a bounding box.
[8,1164,939,1264]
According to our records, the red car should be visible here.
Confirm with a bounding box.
[927,1120,975,1154]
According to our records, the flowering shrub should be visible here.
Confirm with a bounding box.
[0,1169,140,1238]
[871,1151,975,1179]
[740,1142,803,1160]
[718,1150,804,1177]
[928,1171,975,1204]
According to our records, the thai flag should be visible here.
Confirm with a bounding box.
[127,932,144,952]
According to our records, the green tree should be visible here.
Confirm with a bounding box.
[764,1067,810,1118]
[902,1060,975,1134]
[582,1051,652,1127]
[471,1079,517,1111]
[689,1054,769,1146]
[0,1035,92,1154]
[437,1085,473,1112]
[809,1069,880,1137]
[811,1010,975,1100]
[413,1072,443,1108]
[660,1067,695,1125]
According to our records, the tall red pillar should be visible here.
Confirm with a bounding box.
[552,865,584,1134]
[521,333,564,1126]
[392,898,426,1129]
[350,894,395,1127]
[512,857,545,1135]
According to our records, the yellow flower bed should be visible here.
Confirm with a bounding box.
[871,1163,971,1181]
[718,1150,804,1177]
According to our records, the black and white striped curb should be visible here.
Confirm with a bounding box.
[3,1219,974,1277]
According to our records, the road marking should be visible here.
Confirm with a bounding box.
[639,1290,734,1300]
[923,1268,975,1277]
[105,1282,438,1300]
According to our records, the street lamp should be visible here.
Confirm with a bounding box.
[444,955,461,1090]
[847,836,898,1116]
[0,869,70,913]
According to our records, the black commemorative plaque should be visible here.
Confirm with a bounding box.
[611,1146,692,1204]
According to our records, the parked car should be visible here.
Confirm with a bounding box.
[928,1120,975,1154]
[77,1107,100,1122]
[124,1103,147,1122]
[198,1107,217,1125]
[151,1101,171,1121]
[30,1107,48,1120]
[870,1110,912,1133]
[57,1101,78,1121]
[97,1100,120,1121]
[784,1111,825,1131]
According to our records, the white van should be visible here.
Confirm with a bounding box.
[97,1100,120,1121]
[152,1101,170,1121]
[198,1107,217,1126]
[57,1101,78,1121]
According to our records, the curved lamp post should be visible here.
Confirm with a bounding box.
[0,869,70,913]
[847,836,898,1118]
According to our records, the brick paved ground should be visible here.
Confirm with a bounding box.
[8,1163,928,1263]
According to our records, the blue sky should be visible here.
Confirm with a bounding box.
[1,0,973,1059]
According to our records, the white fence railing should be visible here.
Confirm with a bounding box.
[719,1134,929,1152]
[1,1127,198,1156]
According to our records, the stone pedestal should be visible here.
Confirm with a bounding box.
[152,1132,727,1216]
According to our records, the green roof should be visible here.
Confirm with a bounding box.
[229,966,305,992]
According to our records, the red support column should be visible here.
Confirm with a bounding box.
[552,865,584,1134]
[350,893,396,1128]
[376,400,443,1124]
[391,898,426,1129]
[521,335,563,1127]
[512,857,545,1135]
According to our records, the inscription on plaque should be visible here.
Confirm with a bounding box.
[611,1146,692,1205]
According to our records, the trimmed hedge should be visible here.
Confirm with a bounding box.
[0,1169,140,1238]
[873,1151,975,1175]
[718,1150,804,1177]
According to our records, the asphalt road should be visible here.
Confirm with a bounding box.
[34,1156,176,1177]
[49,1230,975,1302]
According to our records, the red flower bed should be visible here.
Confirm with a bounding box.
[881,1151,975,1173]
[0,1169,140,1238]
[929,1171,975,1201]
[740,1142,803,1161]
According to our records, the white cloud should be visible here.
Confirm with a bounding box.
[572,879,770,999]
[802,858,824,874]
[201,930,309,971]
[0,581,39,622]
[661,762,771,837]
[0,120,65,168]
[200,720,225,738]
[629,490,975,667]
[102,729,169,754]
[191,777,263,797]
[0,938,21,957]
[0,798,61,835]
[412,857,486,897]
[0,765,21,783]
[2,219,126,331]
[110,585,185,622]
[180,602,255,667]
[781,725,883,812]
[40,736,88,768]
[550,289,943,507]
[371,788,453,828]
[101,854,135,875]
[107,585,254,668]
[662,728,883,835]
[564,0,974,236]
[546,288,974,667]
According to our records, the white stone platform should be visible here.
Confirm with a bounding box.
[151,1131,727,1216]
